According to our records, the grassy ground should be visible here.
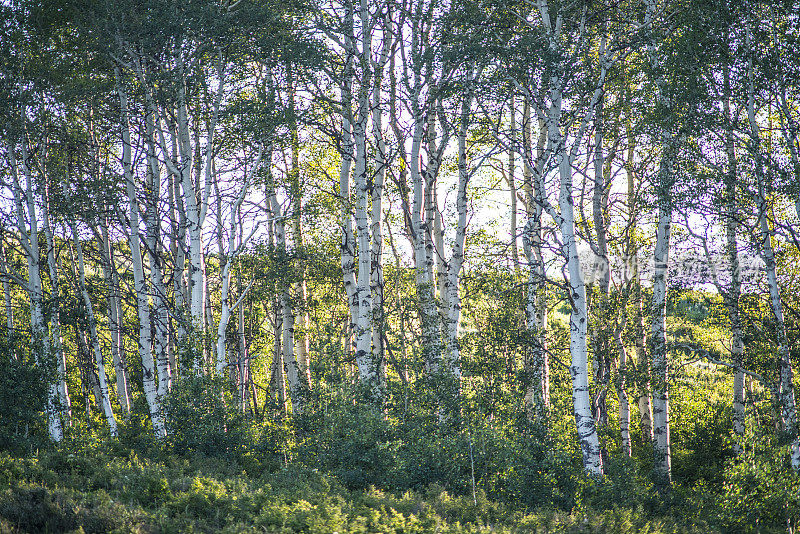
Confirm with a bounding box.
[0,447,721,534]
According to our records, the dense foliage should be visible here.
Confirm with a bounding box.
[2,0,800,531]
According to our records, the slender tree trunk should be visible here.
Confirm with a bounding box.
[522,97,550,420]
[591,95,611,432]
[42,190,71,428]
[0,243,15,361]
[747,35,800,470]
[338,17,360,376]
[722,63,746,446]
[215,150,260,378]
[143,131,172,402]
[237,280,249,413]
[352,0,375,391]
[70,224,117,436]
[617,332,632,456]
[169,171,188,371]
[9,138,62,442]
[99,221,131,416]
[508,97,520,275]
[650,187,673,484]
[412,110,439,376]
[623,134,653,443]
[267,215,287,416]
[287,66,313,389]
[635,267,653,442]
[645,0,673,484]
[266,155,303,415]
[116,73,164,437]
[442,70,480,399]
[544,70,604,475]
[370,25,391,393]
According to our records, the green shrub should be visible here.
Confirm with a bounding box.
[0,358,49,454]
[162,375,253,459]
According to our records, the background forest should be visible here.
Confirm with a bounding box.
[1,0,800,531]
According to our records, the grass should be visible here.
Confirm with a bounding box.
[0,446,721,534]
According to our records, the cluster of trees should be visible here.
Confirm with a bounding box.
[2,0,800,500]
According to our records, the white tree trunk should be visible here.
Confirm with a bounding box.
[70,223,117,436]
[42,192,71,428]
[533,0,606,473]
[9,138,62,442]
[116,74,164,437]
[544,72,604,475]
[0,244,15,361]
[645,0,674,483]
[99,221,131,416]
[521,98,550,419]
[267,161,304,415]
[216,148,261,376]
[370,24,391,389]
[143,123,172,401]
[287,70,313,389]
[650,200,672,482]
[442,73,480,391]
[747,39,800,470]
[722,65,745,444]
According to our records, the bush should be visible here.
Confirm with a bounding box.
[162,375,254,459]
[0,358,49,454]
[720,444,800,532]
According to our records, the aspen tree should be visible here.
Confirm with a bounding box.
[505,0,621,476]
[215,147,262,376]
[644,0,676,484]
[68,216,117,437]
[115,74,164,437]
[520,97,550,420]
[8,135,63,441]
[746,19,800,470]
[41,181,71,428]
[96,220,131,416]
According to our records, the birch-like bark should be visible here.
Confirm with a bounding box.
[143,121,172,401]
[521,97,550,419]
[648,155,676,451]
[42,186,71,427]
[617,137,642,457]
[624,131,653,443]
[549,102,603,476]
[267,157,304,415]
[722,63,745,444]
[441,69,481,393]
[116,73,164,436]
[645,0,673,484]
[9,138,62,442]
[99,220,130,415]
[410,79,439,377]
[650,175,673,484]
[533,0,606,475]
[338,6,359,366]
[508,98,520,275]
[747,29,800,470]
[351,0,376,389]
[591,93,611,431]
[635,262,653,442]
[169,170,188,364]
[70,222,117,436]
[237,278,249,413]
[0,243,14,361]
[287,66,313,389]
[215,148,261,375]
[267,213,287,415]
[370,14,391,389]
